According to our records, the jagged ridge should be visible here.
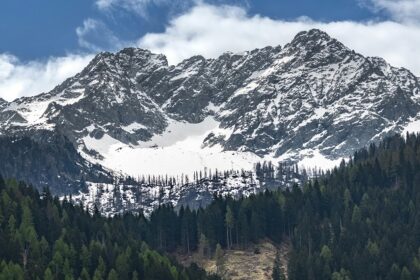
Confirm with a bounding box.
[0,29,419,198]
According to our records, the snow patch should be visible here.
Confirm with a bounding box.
[82,117,264,177]
[298,150,344,171]
[121,122,147,133]
[403,119,420,134]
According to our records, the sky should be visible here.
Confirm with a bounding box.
[1,0,420,101]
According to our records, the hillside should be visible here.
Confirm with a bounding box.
[0,178,218,279]
[2,133,420,279]
[0,29,419,206]
[109,133,420,279]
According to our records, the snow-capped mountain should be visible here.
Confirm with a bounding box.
[0,29,419,212]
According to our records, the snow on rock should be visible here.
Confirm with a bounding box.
[71,171,263,217]
[121,122,148,133]
[297,150,344,171]
[82,117,265,178]
[1,29,420,216]
[403,118,420,134]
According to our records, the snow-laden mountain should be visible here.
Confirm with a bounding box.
[69,163,305,217]
[1,29,420,211]
[70,171,263,217]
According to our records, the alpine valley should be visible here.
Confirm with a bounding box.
[1,29,419,216]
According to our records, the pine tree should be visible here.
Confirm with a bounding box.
[401,267,412,280]
[92,257,106,280]
[131,271,139,280]
[225,206,234,249]
[80,267,91,280]
[272,251,285,280]
[198,234,209,259]
[107,269,119,280]
[44,267,54,280]
[214,243,224,274]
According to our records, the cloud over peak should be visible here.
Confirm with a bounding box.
[76,18,127,52]
[138,4,420,76]
[368,0,420,23]
[2,2,420,101]
[95,0,184,18]
[0,54,93,101]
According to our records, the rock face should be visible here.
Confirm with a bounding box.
[0,29,419,196]
[0,130,112,193]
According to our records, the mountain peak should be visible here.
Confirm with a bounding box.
[80,47,168,78]
[283,28,349,63]
[288,28,348,52]
[0,98,7,110]
[292,29,331,43]
[0,28,418,188]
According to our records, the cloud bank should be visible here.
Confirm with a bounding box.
[2,2,420,101]
[138,4,420,76]
[96,0,157,17]
[0,54,93,101]
[76,18,126,52]
[368,0,420,23]
[95,0,191,18]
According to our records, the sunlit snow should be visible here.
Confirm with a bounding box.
[403,119,420,134]
[297,150,344,171]
[83,117,265,177]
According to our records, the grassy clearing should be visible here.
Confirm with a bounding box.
[176,238,291,280]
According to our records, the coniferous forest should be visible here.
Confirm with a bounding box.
[0,179,219,279]
[2,133,420,279]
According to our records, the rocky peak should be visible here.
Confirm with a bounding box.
[0,98,8,108]
[292,29,332,43]
[0,29,420,186]
[284,29,350,67]
[81,48,168,79]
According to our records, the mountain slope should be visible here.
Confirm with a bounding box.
[0,177,218,280]
[0,29,419,198]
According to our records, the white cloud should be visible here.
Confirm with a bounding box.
[368,0,420,23]
[95,0,174,18]
[96,0,115,9]
[3,3,420,102]
[0,54,93,101]
[76,18,126,52]
[138,4,420,75]
[96,0,149,17]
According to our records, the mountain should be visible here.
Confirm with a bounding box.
[0,131,112,194]
[0,29,419,211]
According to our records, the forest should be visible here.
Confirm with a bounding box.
[2,133,420,279]
[0,178,219,279]
[139,133,420,279]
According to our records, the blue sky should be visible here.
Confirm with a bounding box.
[0,0,382,61]
[1,0,420,101]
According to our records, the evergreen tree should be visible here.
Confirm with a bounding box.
[107,269,119,280]
[272,251,285,280]
[44,267,54,280]
[214,244,224,274]
[225,206,234,249]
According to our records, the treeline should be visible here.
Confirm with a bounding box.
[135,133,420,279]
[117,160,307,188]
[3,132,420,279]
[287,133,420,279]
[0,178,219,279]
[116,168,257,188]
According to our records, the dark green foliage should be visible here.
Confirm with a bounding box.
[285,133,420,279]
[0,180,216,279]
[2,133,420,279]
[139,133,420,279]
[272,251,285,280]
[0,133,111,194]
